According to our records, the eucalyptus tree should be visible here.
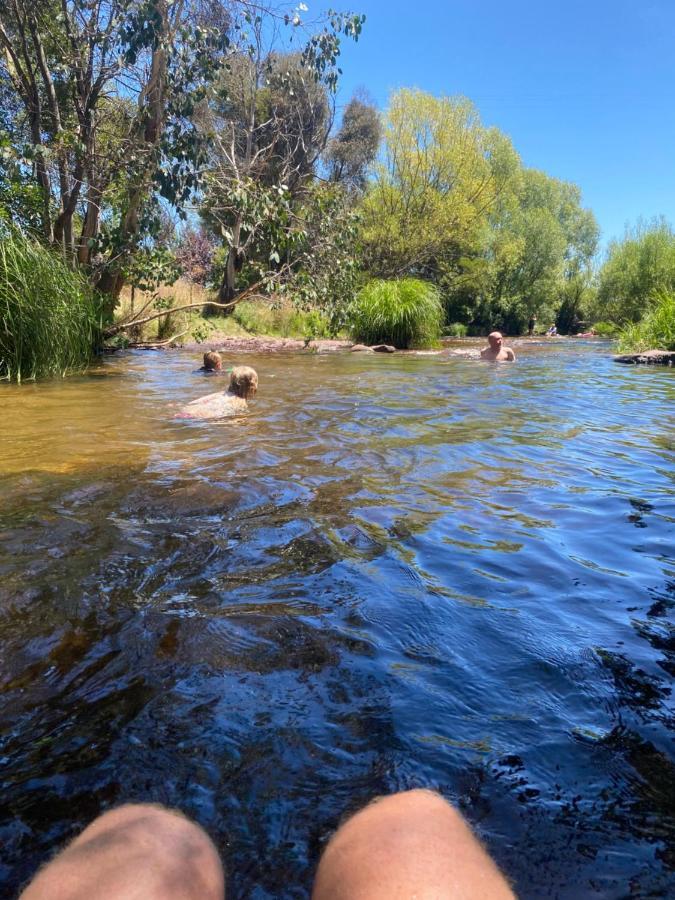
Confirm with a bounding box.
[198,6,365,303]
[325,92,381,193]
[0,0,365,314]
[0,0,227,309]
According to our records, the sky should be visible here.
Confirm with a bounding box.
[331,0,675,253]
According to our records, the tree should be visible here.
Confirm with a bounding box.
[0,0,227,308]
[199,7,365,303]
[360,89,521,280]
[446,168,598,333]
[325,92,381,192]
[595,218,675,323]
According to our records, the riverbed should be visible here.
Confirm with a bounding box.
[1,340,674,897]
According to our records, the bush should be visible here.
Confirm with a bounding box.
[0,230,101,382]
[592,321,618,337]
[617,290,675,352]
[445,322,468,337]
[348,278,443,349]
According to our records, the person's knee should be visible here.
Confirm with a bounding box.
[313,789,514,899]
[22,803,224,900]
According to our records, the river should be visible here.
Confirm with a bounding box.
[1,340,674,897]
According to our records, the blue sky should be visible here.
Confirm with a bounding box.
[331,0,675,253]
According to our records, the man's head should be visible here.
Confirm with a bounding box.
[203,351,222,371]
[487,332,503,351]
[229,366,258,399]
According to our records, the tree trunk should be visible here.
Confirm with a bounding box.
[217,216,242,309]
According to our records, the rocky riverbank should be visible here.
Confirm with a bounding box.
[614,349,675,365]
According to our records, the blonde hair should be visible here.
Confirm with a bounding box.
[229,366,258,399]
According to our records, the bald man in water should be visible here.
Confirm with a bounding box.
[480,332,516,362]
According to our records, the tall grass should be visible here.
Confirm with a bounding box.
[233,301,332,339]
[349,279,443,348]
[617,289,675,353]
[0,230,101,382]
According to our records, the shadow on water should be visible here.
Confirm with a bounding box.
[1,342,674,897]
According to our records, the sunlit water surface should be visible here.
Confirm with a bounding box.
[1,340,674,898]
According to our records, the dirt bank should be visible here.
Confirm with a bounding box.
[178,335,352,353]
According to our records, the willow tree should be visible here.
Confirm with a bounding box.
[360,89,520,279]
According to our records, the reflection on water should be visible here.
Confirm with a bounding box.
[1,341,674,897]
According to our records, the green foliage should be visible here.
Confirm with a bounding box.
[359,90,598,335]
[325,93,381,191]
[445,322,468,337]
[596,218,675,323]
[349,278,443,348]
[361,90,521,279]
[617,290,675,352]
[0,230,100,381]
[233,301,332,339]
[282,183,362,332]
[591,321,618,337]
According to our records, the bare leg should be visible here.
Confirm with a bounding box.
[20,803,225,900]
[312,789,514,900]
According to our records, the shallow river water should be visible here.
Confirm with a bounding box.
[1,340,674,897]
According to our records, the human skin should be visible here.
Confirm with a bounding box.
[480,332,516,361]
[177,366,257,419]
[21,791,515,900]
[20,804,224,900]
[312,789,515,900]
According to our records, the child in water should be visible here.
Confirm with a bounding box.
[198,351,223,373]
[178,366,258,419]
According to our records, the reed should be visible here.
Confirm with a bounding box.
[0,230,101,382]
[349,278,443,348]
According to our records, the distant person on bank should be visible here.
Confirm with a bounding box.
[480,332,516,362]
[178,366,258,419]
[527,314,537,336]
[545,324,558,337]
[198,351,223,373]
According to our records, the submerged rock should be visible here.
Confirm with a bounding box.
[614,349,675,366]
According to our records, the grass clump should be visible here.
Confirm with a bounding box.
[617,290,675,353]
[348,278,443,349]
[0,230,101,382]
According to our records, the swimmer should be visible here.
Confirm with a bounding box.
[198,351,223,373]
[177,366,258,419]
[480,332,516,362]
[20,790,514,899]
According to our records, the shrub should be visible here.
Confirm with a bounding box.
[617,290,675,353]
[0,230,101,382]
[445,322,468,337]
[591,321,618,337]
[348,278,443,348]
